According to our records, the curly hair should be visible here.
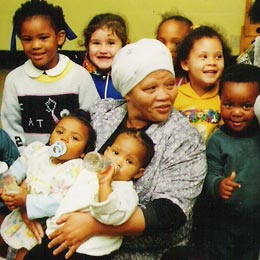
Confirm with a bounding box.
[13,0,67,38]
[175,25,232,77]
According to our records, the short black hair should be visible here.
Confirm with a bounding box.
[249,0,260,23]
[116,129,155,168]
[13,0,67,38]
[156,14,193,37]
[219,63,260,96]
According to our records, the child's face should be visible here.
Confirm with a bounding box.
[20,16,65,70]
[88,27,123,72]
[157,20,191,63]
[104,133,146,181]
[49,117,89,164]
[220,81,259,132]
[181,37,224,96]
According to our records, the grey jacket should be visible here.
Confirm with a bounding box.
[90,99,207,260]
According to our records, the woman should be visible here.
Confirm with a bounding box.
[25,39,207,260]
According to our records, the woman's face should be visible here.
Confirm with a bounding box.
[125,70,177,128]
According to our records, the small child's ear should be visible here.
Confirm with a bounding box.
[57,30,66,47]
[80,153,86,159]
[133,168,145,180]
[180,60,189,72]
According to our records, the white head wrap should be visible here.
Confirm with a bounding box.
[111,38,175,97]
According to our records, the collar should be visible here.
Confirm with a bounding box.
[24,54,70,78]
[82,54,110,78]
[221,123,260,138]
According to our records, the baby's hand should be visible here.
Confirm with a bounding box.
[2,186,27,210]
[97,164,117,185]
[219,171,241,200]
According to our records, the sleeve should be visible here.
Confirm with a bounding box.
[142,198,186,234]
[76,65,100,111]
[0,129,19,167]
[149,125,207,219]
[8,157,27,184]
[54,169,99,219]
[90,182,138,225]
[1,72,26,151]
[204,136,224,200]
[26,194,60,219]
[8,142,45,184]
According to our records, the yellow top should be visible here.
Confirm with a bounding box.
[174,82,223,142]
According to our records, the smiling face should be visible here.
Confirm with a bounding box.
[125,70,177,128]
[104,133,147,181]
[181,36,224,96]
[157,20,191,63]
[88,27,123,72]
[20,16,65,70]
[49,117,89,164]
[220,81,259,132]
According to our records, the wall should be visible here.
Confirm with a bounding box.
[1,0,246,55]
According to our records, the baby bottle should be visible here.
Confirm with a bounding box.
[50,141,67,158]
[0,161,19,195]
[83,152,116,173]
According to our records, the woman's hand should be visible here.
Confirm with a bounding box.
[20,207,44,243]
[48,212,100,259]
[48,208,145,259]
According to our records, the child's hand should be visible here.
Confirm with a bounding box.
[219,171,241,200]
[2,186,27,210]
[97,164,116,185]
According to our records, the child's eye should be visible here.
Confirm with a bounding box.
[72,136,79,141]
[56,130,63,135]
[126,159,133,165]
[21,37,31,43]
[223,103,232,108]
[112,150,119,155]
[108,41,115,45]
[39,35,49,40]
[243,104,253,109]
[199,54,207,60]
[216,54,223,60]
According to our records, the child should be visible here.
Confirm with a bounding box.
[0,110,96,260]
[0,129,19,169]
[203,64,260,260]
[174,25,232,142]
[237,0,260,67]
[0,129,19,259]
[156,14,193,86]
[1,1,100,152]
[82,13,128,99]
[23,129,155,260]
